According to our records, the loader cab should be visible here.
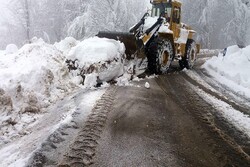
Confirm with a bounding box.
[151,2,172,22]
[150,0,182,24]
[150,0,182,40]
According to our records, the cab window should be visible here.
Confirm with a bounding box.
[151,3,172,17]
[151,6,161,17]
[173,7,181,24]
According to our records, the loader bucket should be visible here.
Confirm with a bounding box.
[97,31,142,59]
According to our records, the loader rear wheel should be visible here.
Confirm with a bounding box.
[147,38,174,74]
[179,39,197,69]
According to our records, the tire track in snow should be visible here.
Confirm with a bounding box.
[156,74,250,166]
[58,86,117,167]
[24,90,106,167]
[182,71,250,116]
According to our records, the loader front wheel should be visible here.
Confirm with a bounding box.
[180,39,197,69]
[147,38,174,74]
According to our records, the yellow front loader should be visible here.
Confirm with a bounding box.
[97,0,200,74]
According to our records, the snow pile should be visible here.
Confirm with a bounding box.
[0,36,149,147]
[203,45,250,97]
[66,37,126,87]
[0,39,78,145]
[54,37,79,54]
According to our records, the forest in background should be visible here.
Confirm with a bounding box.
[0,0,250,49]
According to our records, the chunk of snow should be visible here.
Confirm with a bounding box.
[84,73,98,88]
[54,37,79,54]
[5,44,18,54]
[68,37,125,64]
[133,77,143,82]
[116,75,133,87]
[66,37,125,84]
[146,74,158,79]
[145,82,150,89]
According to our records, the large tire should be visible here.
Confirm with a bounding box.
[179,39,197,69]
[146,38,174,74]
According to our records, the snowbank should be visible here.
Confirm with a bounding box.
[0,35,154,167]
[203,45,250,98]
[0,36,145,147]
[0,39,79,145]
[66,37,126,87]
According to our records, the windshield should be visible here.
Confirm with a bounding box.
[151,3,172,18]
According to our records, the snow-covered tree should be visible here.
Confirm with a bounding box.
[30,0,82,43]
[182,0,250,48]
[68,0,149,39]
[1,0,250,49]
[7,0,33,44]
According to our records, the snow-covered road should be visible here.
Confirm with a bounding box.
[25,53,250,166]
[1,37,250,166]
[0,88,106,167]
[89,70,250,167]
